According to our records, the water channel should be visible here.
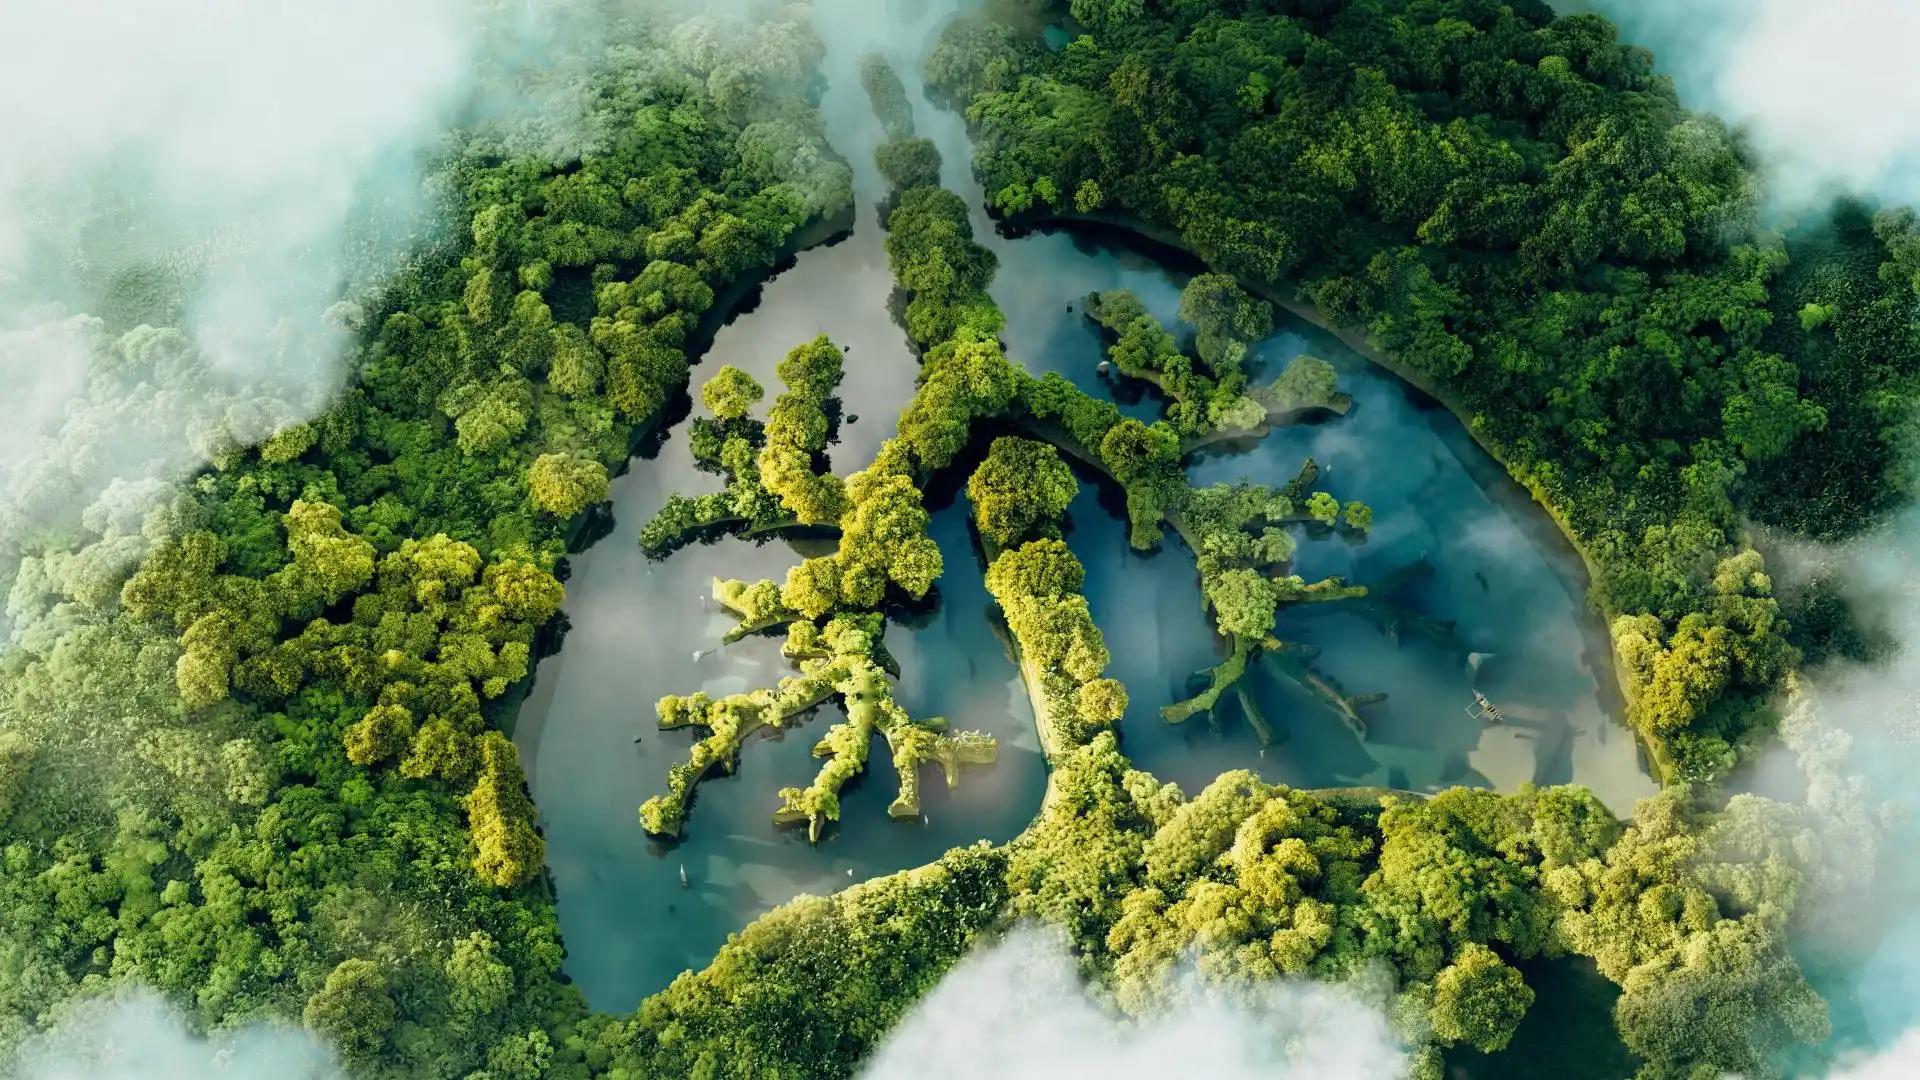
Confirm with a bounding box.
[514,3,1655,1012]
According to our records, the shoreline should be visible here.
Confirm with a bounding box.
[510,202,858,781]
[1015,208,1655,783]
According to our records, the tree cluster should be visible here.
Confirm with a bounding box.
[0,4,850,1075]
[935,0,1891,783]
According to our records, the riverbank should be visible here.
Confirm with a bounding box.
[515,201,858,767]
[1011,207,1654,785]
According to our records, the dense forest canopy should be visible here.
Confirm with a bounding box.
[0,2,850,1074]
[0,1,1908,1079]
[938,0,1920,782]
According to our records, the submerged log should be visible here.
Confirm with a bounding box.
[1260,646,1381,741]
[1162,634,1259,730]
[1234,683,1277,746]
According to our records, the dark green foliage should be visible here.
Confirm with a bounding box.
[589,844,1011,1080]
[885,186,1001,349]
[876,136,944,191]
[0,5,841,1074]
[860,53,916,140]
[948,0,1899,783]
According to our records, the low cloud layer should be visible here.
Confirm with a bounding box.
[11,993,340,1080]
[857,927,1407,1080]
[0,0,479,604]
[1585,0,1920,210]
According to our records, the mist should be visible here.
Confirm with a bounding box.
[857,927,1408,1080]
[1572,0,1920,211]
[0,0,481,619]
[8,992,340,1080]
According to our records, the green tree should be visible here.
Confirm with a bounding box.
[0,729,33,826]
[447,932,514,1022]
[345,704,413,767]
[1180,273,1272,373]
[1208,568,1278,639]
[303,959,395,1067]
[701,364,765,421]
[528,453,611,517]
[876,136,944,191]
[1431,943,1534,1053]
[967,436,1077,548]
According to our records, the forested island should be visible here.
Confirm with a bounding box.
[0,1,1908,1079]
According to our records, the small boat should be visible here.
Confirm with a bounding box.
[1465,690,1504,725]
[679,863,688,888]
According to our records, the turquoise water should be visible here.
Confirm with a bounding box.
[516,3,1652,1012]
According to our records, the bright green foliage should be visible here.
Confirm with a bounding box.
[591,844,1010,1079]
[1552,788,1831,1078]
[1108,774,1371,1013]
[1614,551,1794,779]
[1087,288,1262,437]
[527,452,610,517]
[885,186,1000,349]
[1161,466,1370,734]
[701,364,765,421]
[640,371,787,555]
[1207,568,1279,639]
[2,6,1887,1073]
[1020,370,1124,453]
[1098,417,1180,484]
[640,612,993,839]
[303,959,395,1068]
[947,0,1881,781]
[1010,764,1639,1066]
[761,335,851,525]
[344,703,413,767]
[0,10,837,1072]
[260,422,317,464]
[967,436,1076,548]
[1431,943,1534,1054]
[466,731,545,887]
[1182,482,1295,574]
[898,335,1019,472]
[447,931,514,1021]
[985,539,1119,751]
[829,468,944,607]
[1006,733,1159,949]
[1098,418,1181,547]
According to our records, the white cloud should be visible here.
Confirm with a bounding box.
[858,927,1407,1080]
[13,992,341,1080]
[1591,0,1920,209]
[0,0,481,597]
